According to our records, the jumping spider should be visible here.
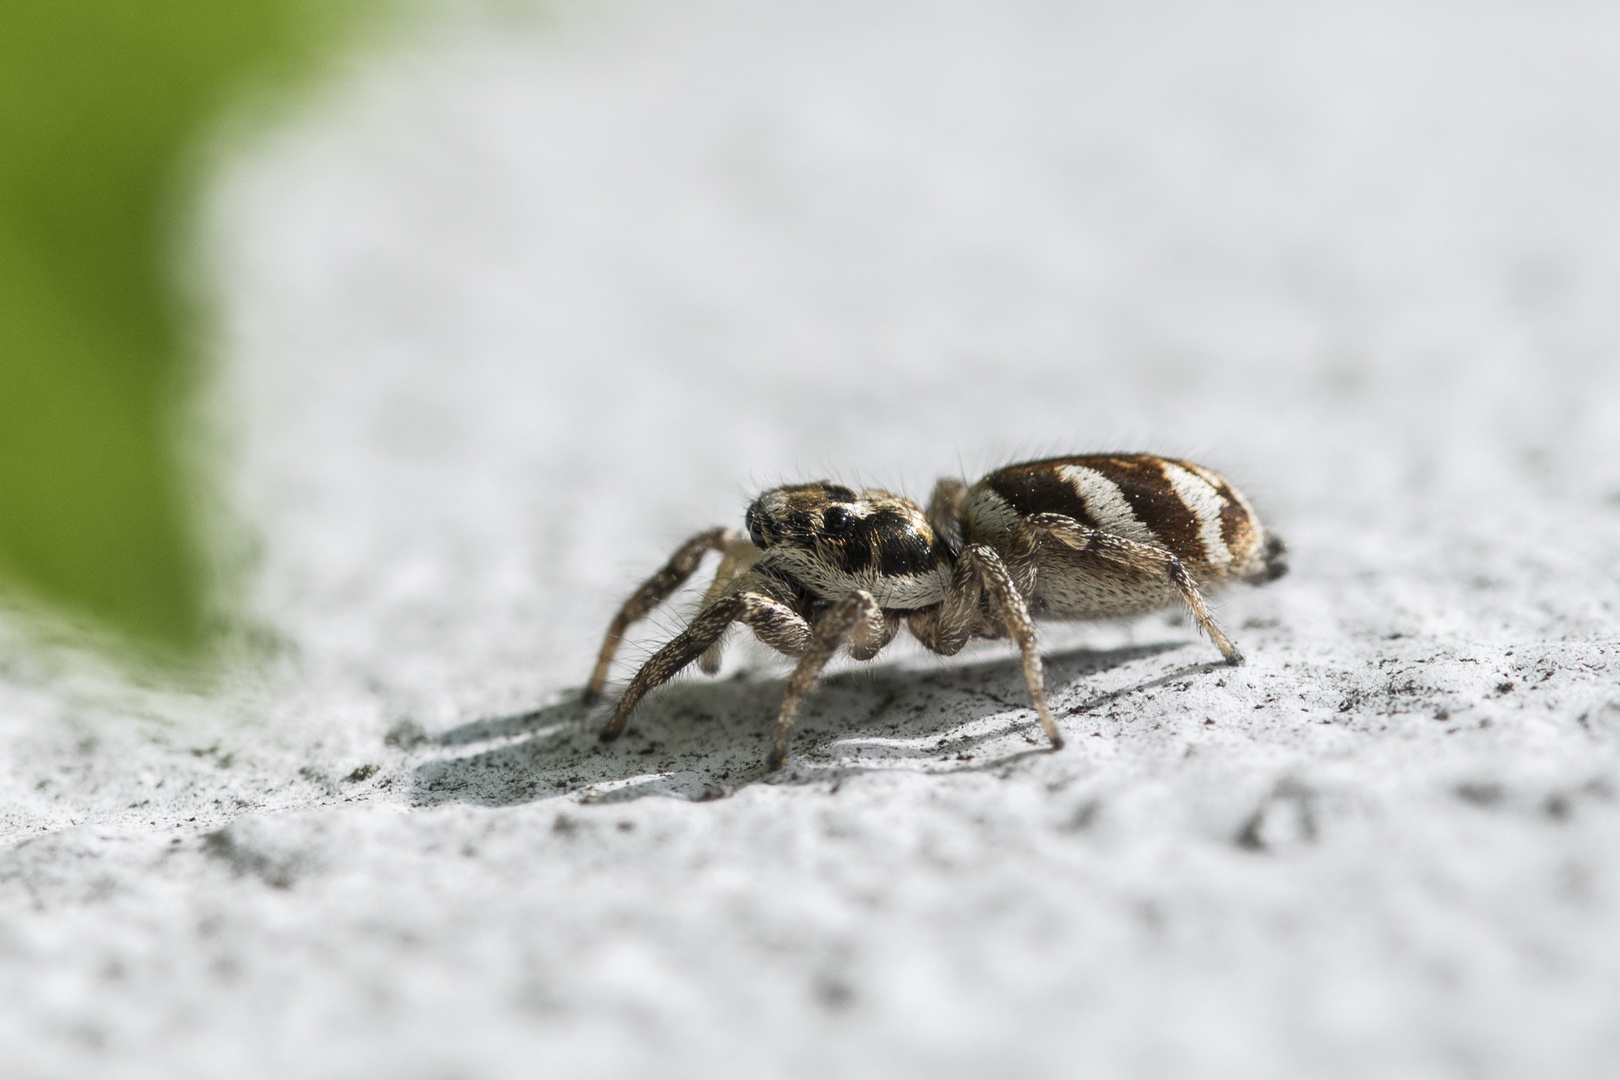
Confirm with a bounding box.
[585,454,1287,768]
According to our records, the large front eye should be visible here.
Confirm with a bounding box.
[746,510,768,548]
[822,506,851,534]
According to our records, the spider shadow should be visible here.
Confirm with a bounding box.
[409,640,1212,807]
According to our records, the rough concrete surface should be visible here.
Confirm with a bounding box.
[4,1,1620,1077]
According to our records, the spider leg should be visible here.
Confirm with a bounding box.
[697,536,762,675]
[844,609,901,661]
[600,586,810,741]
[926,476,966,555]
[585,527,739,702]
[905,550,987,657]
[957,544,1063,750]
[1018,512,1244,665]
[768,590,885,769]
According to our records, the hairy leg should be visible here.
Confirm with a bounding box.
[585,527,739,702]
[697,537,763,674]
[926,476,966,555]
[906,546,1062,750]
[768,590,886,769]
[959,545,1063,749]
[845,609,901,661]
[1015,512,1243,664]
[600,585,810,741]
[905,548,991,657]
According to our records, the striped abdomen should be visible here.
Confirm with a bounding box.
[961,454,1279,586]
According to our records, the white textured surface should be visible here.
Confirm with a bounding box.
[5,1,1620,1076]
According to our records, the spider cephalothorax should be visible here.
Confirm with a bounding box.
[584,455,1287,768]
[744,482,950,609]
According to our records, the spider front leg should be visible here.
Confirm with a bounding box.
[696,536,762,675]
[1015,512,1244,665]
[585,527,740,703]
[601,584,811,741]
[768,590,888,769]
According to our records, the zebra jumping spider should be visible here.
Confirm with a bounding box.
[585,454,1287,769]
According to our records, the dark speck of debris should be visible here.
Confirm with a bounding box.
[814,974,856,1010]
[1455,781,1505,807]
[1059,799,1101,833]
[202,828,303,889]
[552,814,579,837]
[1496,682,1515,695]
[616,821,635,832]
[344,764,379,783]
[1236,779,1317,851]
[384,720,428,749]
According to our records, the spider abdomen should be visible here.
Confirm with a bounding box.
[961,454,1283,619]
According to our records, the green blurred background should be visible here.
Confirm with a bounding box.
[0,1,373,658]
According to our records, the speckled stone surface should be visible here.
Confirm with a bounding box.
[4,2,1620,1077]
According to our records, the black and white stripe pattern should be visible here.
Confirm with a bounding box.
[746,483,952,609]
[961,454,1263,573]
[758,547,950,608]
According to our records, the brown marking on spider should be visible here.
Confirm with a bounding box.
[584,457,1287,769]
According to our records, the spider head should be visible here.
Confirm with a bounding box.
[744,482,950,608]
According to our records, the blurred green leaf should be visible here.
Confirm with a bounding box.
[0,1,369,657]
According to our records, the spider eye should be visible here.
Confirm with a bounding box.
[745,509,768,548]
[822,506,851,533]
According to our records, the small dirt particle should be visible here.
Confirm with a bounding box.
[1455,781,1505,807]
[814,974,856,1010]
[384,720,428,749]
